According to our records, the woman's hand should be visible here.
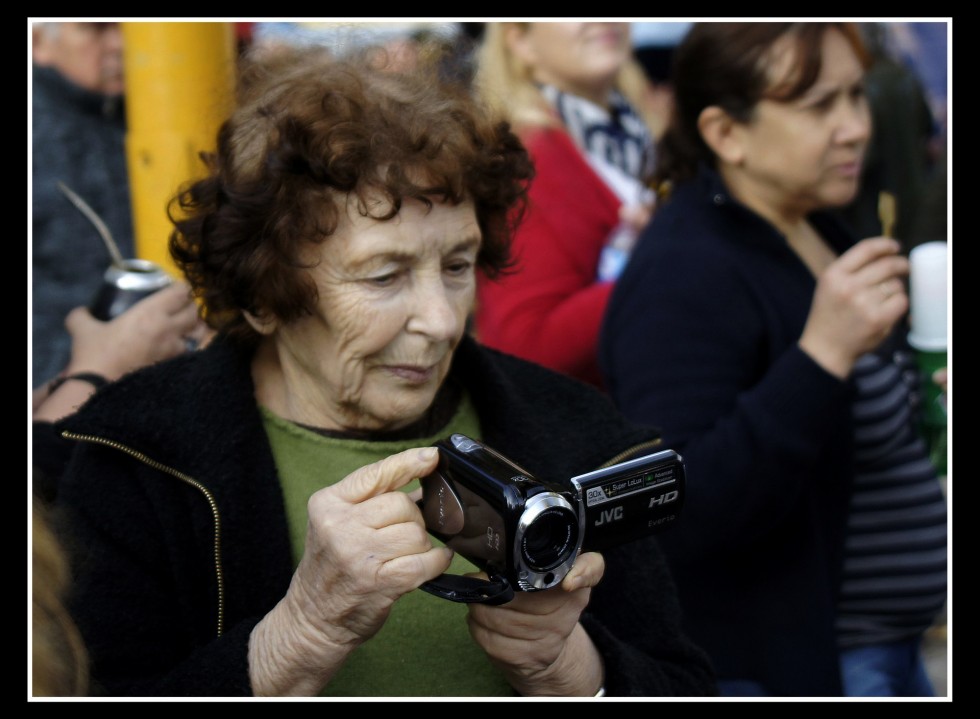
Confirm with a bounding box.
[618,201,654,239]
[467,551,606,696]
[33,282,211,422]
[799,237,910,379]
[64,281,210,381]
[248,447,453,696]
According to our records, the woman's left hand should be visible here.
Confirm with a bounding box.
[466,551,605,696]
[618,201,654,237]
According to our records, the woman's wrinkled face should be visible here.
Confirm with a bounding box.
[270,195,480,432]
[511,22,632,105]
[730,27,871,213]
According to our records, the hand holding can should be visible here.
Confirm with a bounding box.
[89,258,174,321]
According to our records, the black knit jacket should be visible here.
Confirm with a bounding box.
[51,334,717,697]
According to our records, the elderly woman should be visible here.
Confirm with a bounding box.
[50,47,715,697]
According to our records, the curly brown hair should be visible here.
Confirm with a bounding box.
[169,45,533,345]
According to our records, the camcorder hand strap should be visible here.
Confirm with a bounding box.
[419,573,515,605]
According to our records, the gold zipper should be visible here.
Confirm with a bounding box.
[597,437,664,469]
[60,431,226,638]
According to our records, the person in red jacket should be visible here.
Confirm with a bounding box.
[471,22,658,387]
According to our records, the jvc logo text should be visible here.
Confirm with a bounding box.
[594,506,624,526]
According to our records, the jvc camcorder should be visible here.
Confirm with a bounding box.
[418,433,684,605]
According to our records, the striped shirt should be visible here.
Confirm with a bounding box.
[836,349,948,648]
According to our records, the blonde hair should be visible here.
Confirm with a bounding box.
[617,56,669,140]
[32,500,88,697]
[473,23,556,128]
[473,22,655,134]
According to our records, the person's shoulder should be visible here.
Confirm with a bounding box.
[518,127,613,206]
[32,66,77,116]
[468,340,617,412]
[55,338,263,481]
[519,126,578,158]
[647,166,774,253]
[462,340,659,465]
[633,190,734,266]
[485,342,588,384]
[55,350,208,440]
[614,190,752,311]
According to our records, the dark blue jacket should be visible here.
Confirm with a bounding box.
[600,166,861,696]
[32,64,134,386]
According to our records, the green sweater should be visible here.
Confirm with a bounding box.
[261,393,515,697]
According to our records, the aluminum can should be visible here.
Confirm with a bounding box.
[89,258,173,321]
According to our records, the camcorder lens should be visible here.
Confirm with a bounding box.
[521,507,578,572]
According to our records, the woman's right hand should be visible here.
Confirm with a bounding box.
[64,281,210,381]
[248,447,452,696]
[33,282,211,423]
[799,237,910,379]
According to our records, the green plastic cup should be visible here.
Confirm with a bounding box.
[915,348,947,476]
[908,242,948,476]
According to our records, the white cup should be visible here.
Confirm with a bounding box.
[907,242,948,351]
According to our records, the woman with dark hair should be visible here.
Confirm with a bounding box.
[49,45,715,698]
[600,22,947,696]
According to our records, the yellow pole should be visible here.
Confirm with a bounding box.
[121,21,236,276]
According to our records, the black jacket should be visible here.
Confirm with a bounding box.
[52,334,717,697]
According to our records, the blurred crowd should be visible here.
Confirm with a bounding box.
[30,20,949,700]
